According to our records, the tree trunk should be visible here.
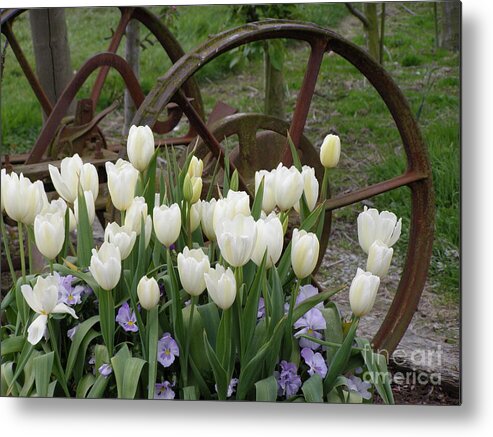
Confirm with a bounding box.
[264,46,285,120]
[364,3,380,62]
[440,1,460,52]
[123,19,140,135]
[29,8,74,121]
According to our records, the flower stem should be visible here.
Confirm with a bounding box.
[17,222,26,284]
[47,318,71,397]
[27,225,34,275]
[1,214,17,283]
[183,295,197,386]
[49,259,54,274]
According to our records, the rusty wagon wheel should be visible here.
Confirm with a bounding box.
[0,6,204,166]
[135,20,435,354]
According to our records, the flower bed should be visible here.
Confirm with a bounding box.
[1,127,401,402]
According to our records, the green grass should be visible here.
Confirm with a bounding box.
[0,3,459,299]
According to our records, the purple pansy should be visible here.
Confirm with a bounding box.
[98,363,113,378]
[296,284,324,310]
[294,308,326,350]
[116,301,139,332]
[154,381,175,399]
[215,378,239,398]
[301,347,328,378]
[157,332,179,368]
[275,360,302,398]
[61,284,85,306]
[257,297,265,319]
[345,375,372,400]
[67,324,79,340]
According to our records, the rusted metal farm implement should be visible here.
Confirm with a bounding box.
[0,6,434,355]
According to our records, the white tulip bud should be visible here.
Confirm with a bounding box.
[104,222,136,260]
[48,154,83,203]
[274,164,304,211]
[294,165,319,213]
[190,176,202,204]
[127,125,155,172]
[144,215,152,248]
[349,268,380,317]
[216,214,257,267]
[357,206,402,254]
[74,190,95,225]
[213,190,251,235]
[42,198,76,232]
[137,276,160,310]
[250,213,283,268]
[366,240,393,278]
[200,199,217,241]
[189,201,201,232]
[177,247,210,296]
[89,242,122,291]
[255,169,277,214]
[105,159,139,211]
[79,163,99,200]
[187,156,203,178]
[124,196,148,235]
[2,172,45,225]
[153,203,181,248]
[291,228,319,279]
[34,212,65,260]
[204,264,236,310]
[320,134,341,168]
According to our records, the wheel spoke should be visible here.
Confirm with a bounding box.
[283,37,328,164]
[174,90,250,194]
[90,7,134,106]
[324,172,428,211]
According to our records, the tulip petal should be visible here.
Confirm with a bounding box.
[20,284,42,313]
[27,314,48,345]
[53,303,78,319]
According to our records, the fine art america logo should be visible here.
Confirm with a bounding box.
[362,344,443,387]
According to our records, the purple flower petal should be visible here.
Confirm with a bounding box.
[157,332,179,368]
[67,324,79,340]
[275,360,301,398]
[116,301,139,332]
[345,375,372,400]
[257,297,265,319]
[98,363,113,378]
[154,381,175,399]
[301,347,328,378]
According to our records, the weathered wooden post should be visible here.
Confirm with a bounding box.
[29,8,74,120]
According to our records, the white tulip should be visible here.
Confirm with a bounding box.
[189,201,201,232]
[3,172,45,224]
[320,134,341,168]
[204,264,236,310]
[34,212,65,260]
[187,156,203,178]
[48,153,83,203]
[104,222,136,260]
[89,242,122,291]
[79,163,99,200]
[21,275,78,345]
[200,199,217,241]
[143,215,152,248]
[255,169,277,214]
[291,228,320,279]
[153,203,181,248]
[190,176,202,204]
[213,190,251,235]
[74,190,95,225]
[366,240,393,278]
[349,268,380,317]
[42,198,76,232]
[127,125,155,172]
[137,276,160,310]
[357,206,402,254]
[216,214,257,267]
[251,213,283,268]
[274,164,303,211]
[177,247,210,296]
[124,196,148,235]
[105,159,139,211]
[294,166,319,213]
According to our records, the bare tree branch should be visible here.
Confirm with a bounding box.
[345,2,369,28]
